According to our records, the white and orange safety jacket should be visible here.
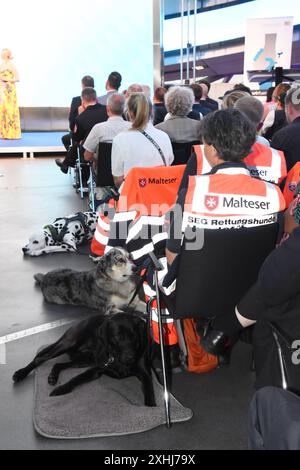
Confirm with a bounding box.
[190,142,287,185]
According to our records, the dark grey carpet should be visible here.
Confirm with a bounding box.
[33,354,193,439]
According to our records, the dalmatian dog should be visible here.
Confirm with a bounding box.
[22,212,98,256]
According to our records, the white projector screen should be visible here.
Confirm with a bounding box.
[0,0,154,107]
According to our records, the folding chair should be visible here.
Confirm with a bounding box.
[171,141,200,166]
[73,143,95,211]
[248,323,300,450]
[163,224,279,321]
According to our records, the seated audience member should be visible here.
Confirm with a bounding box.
[153,86,168,126]
[271,85,300,172]
[125,83,143,99]
[83,93,131,162]
[142,85,151,97]
[164,109,285,356]
[233,83,252,95]
[262,83,290,141]
[165,109,284,266]
[178,97,287,191]
[222,90,249,109]
[61,75,94,150]
[56,88,108,173]
[98,71,122,105]
[234,96,270,147]
[155,86,202,142]
[198,79,219,111]
[220,225,300,390]
[188,83,211,121]
[111,92,174,188]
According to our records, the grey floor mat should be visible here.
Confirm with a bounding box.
[33,354,193,439]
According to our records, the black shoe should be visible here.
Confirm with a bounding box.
[200,329,231,357]
[218,347,232,366]
[55,159,68,174]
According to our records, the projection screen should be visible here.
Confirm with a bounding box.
[0,0,156,107]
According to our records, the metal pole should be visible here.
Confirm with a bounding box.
[153,271,171,428]
[187,0,190,83]
[180,0,184,84]
[193,0,197,82]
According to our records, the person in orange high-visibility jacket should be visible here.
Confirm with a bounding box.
[164,109,286,357]
[178,141,287,194]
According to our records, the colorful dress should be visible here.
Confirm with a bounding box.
[0,69,21,139]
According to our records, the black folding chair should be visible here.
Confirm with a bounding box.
[96,142,115,188]
[165,224,278,321]
[171,141,200,166]
[73,144,95,210]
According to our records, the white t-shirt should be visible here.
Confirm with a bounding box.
[111,122,174,177]
[83,116,131,154]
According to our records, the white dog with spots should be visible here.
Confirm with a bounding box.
[22,212,98,256]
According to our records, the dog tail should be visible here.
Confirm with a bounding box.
[34,273,44,285]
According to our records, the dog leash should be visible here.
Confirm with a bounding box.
[124,264,150,313]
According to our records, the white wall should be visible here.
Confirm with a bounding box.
[0,0,154,107]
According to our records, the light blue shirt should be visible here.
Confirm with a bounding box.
[256,135,270,147]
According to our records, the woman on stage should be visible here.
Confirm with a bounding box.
[0,48,21,139]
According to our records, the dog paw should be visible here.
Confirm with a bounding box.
[12,368,28,383]
[49,385,70,397]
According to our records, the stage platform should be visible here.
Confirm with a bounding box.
[0,132,66,158]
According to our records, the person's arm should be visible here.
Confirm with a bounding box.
[113,176,124,188]
[284,208,298,234]
[83,126,99,161]
[84,150,94,162]
[258,226,300,306]
[165,189,186,266]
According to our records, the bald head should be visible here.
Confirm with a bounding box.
[234,96,264,128]
[107,93,126,116]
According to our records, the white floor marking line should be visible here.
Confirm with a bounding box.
[0,319,74,345]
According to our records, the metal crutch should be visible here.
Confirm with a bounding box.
[148,252,171,428]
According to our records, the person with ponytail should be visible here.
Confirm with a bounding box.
[111,92,174,188]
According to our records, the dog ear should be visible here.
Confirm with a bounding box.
[96,256,108,276]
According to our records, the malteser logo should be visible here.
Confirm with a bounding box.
[139,177,177,188]
[139,178,147,188]
[205,195,219,211]
[288,182,297,193]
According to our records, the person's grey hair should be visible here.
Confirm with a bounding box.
[234,96,264,128]
[165,86,194,117]
[107,93,125,115]
[285,84,300,112]
[222,90,249,110]
[126,83,143,97]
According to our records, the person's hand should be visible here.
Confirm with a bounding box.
[78,105,85,115]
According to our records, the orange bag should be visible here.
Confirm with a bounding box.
[182,319,218,373]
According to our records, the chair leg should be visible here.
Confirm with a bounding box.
[88,164,95,212]
[152,268,171,429]
[77,150,84,200]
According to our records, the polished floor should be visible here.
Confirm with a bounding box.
[0,157,255,450]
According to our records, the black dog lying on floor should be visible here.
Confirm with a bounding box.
[13,312,156,407]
